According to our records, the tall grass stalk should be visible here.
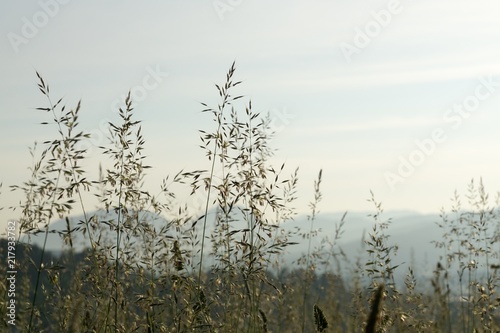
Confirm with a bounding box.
[197,62,241,286]
[301,169,322,333]
[15,72,91,332]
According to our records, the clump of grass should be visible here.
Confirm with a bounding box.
[433,179,500,332]
[8,72,92,332]
[189,61,302,332]
[1,64,499,333]
[301,169,323,332]
[364,191,402,331]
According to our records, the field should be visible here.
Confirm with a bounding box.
[1,64,499,332]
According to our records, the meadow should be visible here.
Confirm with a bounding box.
[0,63,499,332]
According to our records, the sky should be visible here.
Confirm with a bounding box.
[1,0,500,234]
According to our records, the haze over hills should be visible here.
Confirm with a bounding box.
[8,206,499,293]
[14,209,459,275]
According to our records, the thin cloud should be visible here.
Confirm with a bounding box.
[285,117,441,137]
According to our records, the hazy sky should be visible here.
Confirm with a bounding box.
[1,1,500,233]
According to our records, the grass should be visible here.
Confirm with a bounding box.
[1,63,499,332]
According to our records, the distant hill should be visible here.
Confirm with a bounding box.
[9,208,497,282]
[14,210,440,259]
[17,209,170,253]
[281,210,445,276]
